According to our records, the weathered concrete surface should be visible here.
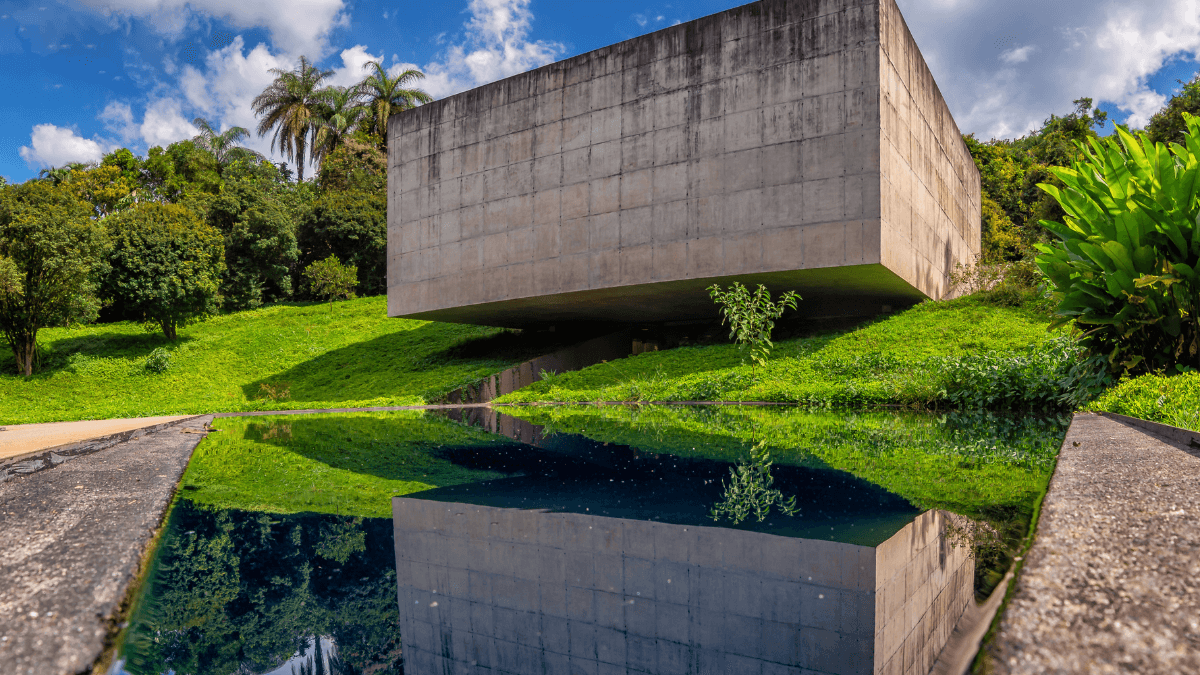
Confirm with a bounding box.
[0,415,190,462]
[0,415,212,675]
[989,413,1200,674]
[387,0,980,328]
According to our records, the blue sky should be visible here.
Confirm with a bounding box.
[1,0,1198,183]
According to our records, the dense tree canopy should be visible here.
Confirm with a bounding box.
[104,202,225,340]
[1146,75,1200,147]
[0,181,107,375]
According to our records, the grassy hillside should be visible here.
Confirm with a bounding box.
[0,296,526,425]
[1088,371,1200,432]
[498,296,1063,408]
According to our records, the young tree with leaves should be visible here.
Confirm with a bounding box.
[0,181,107,375]
[707,282,800,369]
[104,202,225,341]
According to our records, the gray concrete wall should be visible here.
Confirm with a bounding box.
[387,0,978,327]
[392,498,973,674]
[877,0,981,299]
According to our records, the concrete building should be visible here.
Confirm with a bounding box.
[387,0,980,327]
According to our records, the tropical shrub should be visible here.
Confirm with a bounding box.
[104,202,225,340]
[1035,114,1200,376]
[0,181,107,375]
[304,254,357,309]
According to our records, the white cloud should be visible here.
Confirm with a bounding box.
[76,0,347,58]
[897,0,1200,138]
[1000,45,1035,64]
[140,98,198,147]
[417,0,565,98]
[18,124,115,169]
[98,101,140,142]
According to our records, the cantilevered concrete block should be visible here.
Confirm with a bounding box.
[388,0,980,327]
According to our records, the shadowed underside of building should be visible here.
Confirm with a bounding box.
[387,0,980,328]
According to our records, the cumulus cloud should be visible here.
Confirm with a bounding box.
[897,0,1200,138]
[416,0,565,98]
[18,124,115,169]
[98,101,140,142]
[140,98,198,147]
[76,0,347,57]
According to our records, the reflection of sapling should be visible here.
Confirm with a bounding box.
[709,441,800,525]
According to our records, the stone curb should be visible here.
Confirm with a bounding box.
[0,416,206,485]
[1098,411,1200,449]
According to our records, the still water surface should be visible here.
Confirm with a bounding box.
[109,406,1068,675]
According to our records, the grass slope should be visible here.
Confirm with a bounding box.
[498,297,1058,406]
[0,296,520,424]
[1088,371,1200,432]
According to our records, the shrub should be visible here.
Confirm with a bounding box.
[1035,114,1200,376]
[303,255,357,309]
[145,347,172,374]
[104,202,224,340]
[1087,371,1200,432]
[204,177,298,310]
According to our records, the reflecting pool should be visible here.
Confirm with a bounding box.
[110,406,1069,675]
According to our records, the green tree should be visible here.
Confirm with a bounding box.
[316,135,386,193]
[298,189,385,295]
[0,181,107,375]
[104,203,225,340]
[143,140,223,200]
[205,177,299,310]
[1146,74,1200,146]
[355,61,431,144]
[1035,114,1200,376]
[303,255,357,310]
[312,87,366,166]
[707,282,800,368]
[252,56,333,181]
[192,117,262,174]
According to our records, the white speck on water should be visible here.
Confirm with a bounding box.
[818,594,825,599]
[430,602,438,607]
[28,612,37,618]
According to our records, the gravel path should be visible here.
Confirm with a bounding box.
[0,415,211,675]
[990,412,1200,673]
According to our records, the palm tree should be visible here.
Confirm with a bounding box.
[251,56,333,181]
[311,87,366,165]
[191,117,261,173]
[354,61,431,144]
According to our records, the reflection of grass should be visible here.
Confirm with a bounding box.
[183,411,516,517]
[497,296,1058,407]
[509,404,1069,597]
[0,296,527,425]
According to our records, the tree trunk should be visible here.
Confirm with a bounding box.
[13,336,34,376]
[161,319,177,341]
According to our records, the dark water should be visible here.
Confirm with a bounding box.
[110,406,1069,675]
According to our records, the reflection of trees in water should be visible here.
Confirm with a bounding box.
[119,500,401,675]
[709,441,800,525]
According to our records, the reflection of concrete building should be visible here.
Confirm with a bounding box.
[387,0,980,327]
[392,498,971,674]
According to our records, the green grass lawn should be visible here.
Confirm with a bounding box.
[498,296,1060,407]
[1088,371,1200,432]
[0,296,529,425]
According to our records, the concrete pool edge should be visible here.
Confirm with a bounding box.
[986,412,1200,673]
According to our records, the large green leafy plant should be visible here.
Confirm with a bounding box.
[1036,114,1200,375]
[707,282,800,368]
